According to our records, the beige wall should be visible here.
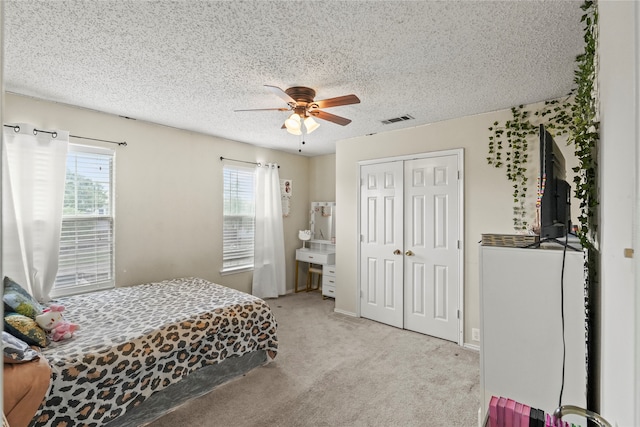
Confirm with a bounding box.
[4,93,310,295]
[309,154,336,203]
[5,92,584,349]
[335,105,578,346]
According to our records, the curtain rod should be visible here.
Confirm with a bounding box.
[70,134,127,146]
[219,156,280,168]
[3,124,127,146]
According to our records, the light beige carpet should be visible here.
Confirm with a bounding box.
[147,292,480,427]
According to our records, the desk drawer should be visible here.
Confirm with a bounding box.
[322,269,336,299]
[322,283,336,298]
[323,264,336,277]
[322,275,336,288]
[297,250,335,265]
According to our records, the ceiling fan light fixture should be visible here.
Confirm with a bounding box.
[284,113,301,132]
[304,116,320,134]
[236,85,359,136]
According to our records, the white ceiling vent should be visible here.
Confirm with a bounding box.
[381,115,414,125]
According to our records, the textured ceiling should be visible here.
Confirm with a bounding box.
[3,1,584,156]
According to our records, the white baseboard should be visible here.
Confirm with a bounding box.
[478,407,487,427]
[331,308,481,353]
[464,342,480,352]
[331,310,483,354]
[333,307,357,317]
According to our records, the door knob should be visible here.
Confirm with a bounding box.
[405,250,414,256]
[393,249,402,255]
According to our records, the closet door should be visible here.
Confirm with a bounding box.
[359,152,461,343]
[403,155,460,342]
[359,161,404,328]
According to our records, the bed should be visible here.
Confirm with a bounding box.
[24,277,278,427]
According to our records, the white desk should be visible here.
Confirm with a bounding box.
[295,248,335,293]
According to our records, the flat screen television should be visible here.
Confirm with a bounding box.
[538,124,571,239]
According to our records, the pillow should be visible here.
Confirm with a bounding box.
[3,276,43,319]
[2,331,40,364]
[4,313,49,347]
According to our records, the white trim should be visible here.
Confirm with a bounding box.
[221,165,256,273]
[50,279,113,298]
[219,265,254,276]
[68,142,114,156]
[464,343,480,352]
[54,145,116,296]
[356,148,465,346]
[358,148,464,166]
[457,149,465,347]
[334,307,357,317]
[635,1,640,422]
[355,161,362,318]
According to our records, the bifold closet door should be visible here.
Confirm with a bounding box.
[403,156,460,341]
[359,161,404,328]
[360,154,460,343]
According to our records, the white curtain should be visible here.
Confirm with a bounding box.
[252,163,286,298]
[2,124,69,302]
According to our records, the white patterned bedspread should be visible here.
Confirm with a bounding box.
[30,277,278,427]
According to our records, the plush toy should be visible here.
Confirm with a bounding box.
[35,304,79,341]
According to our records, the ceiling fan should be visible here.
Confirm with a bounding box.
[235,85,361,135]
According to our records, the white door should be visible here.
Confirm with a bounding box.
[359,153,461,343]
[403,156,460,341]
[359,161,404,328]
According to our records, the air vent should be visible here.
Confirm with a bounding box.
[381,114,414,125]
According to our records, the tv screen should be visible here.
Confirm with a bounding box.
[538,124,571,239]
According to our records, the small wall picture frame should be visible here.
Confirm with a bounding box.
[281,179,292,217]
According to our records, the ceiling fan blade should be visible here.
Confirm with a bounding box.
[314,94,361,109]
[265,85,297,105]
[311,110,352,126]
[234,107,291,112]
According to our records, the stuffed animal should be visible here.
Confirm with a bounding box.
[35,304,79,341]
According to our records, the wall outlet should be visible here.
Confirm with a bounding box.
[472,328,480,342]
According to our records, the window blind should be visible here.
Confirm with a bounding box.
[54,145,114,293]
[222,166,255,272]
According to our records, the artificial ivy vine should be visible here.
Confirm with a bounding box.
[486,0,598,239]
[570,2,599,413]
[487,98,572,230]
[568,0,599,250]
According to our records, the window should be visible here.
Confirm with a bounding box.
[222,166,255,273]
[53,144,114,296]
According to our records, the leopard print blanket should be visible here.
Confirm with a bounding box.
[30,277,278,427]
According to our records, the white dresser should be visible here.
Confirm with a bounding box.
[479,245,587,421]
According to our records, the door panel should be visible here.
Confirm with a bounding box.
[411,195,425,247]
[434,264,448,320]
[411,262,426,315]
[434,194,448,248]
[360,162,404,328]
[404,156,459,341]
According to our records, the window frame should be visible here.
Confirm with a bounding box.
[221,165,255,274]
[52,143,115,297]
